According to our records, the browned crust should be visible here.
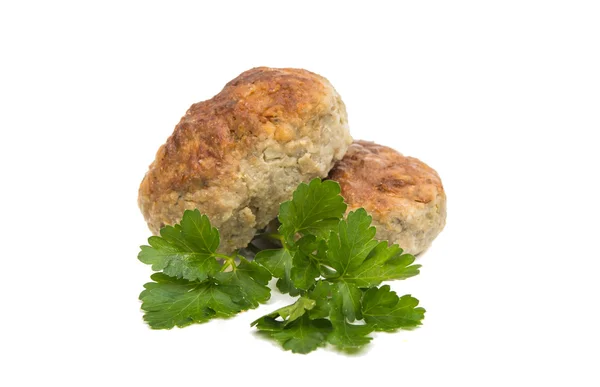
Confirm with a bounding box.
[139,67,328,204]
[328,140,444,216]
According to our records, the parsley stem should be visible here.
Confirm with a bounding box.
[214,253,236,271]
[260,232,285,243]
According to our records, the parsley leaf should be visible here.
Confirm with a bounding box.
[139,273,248,329]
[329,285,425,352]
[290,235,321,291]
[362,285,425,331]
[251,296,316,327]
[321,209,420,286]
[327,295,374,352]
[307,280,332,319]
[138,210,221,281]
[254,248,300,296]
[278,178,346,242]
[213,257,272,308]
[333,281,363,322]
[343,242,421,287]
[140,262,272,330]
[251,295,331,354]
[254,315,332,354]
[324,209,378,277]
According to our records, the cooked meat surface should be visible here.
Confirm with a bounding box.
[328,140,446,255]
[139,67,352,253]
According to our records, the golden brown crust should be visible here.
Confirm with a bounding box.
[139,67,330,207]
[328,140,444,217]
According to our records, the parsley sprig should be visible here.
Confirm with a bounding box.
[138,210,271,329]
[138,179,425,353]
[252,179,424,353]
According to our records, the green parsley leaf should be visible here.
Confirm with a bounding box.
[254,248,300,296]
[213,257,272,308]
[307,280,332,319]
[290,235,321,291]
[140,265,272,330]
[343,242,421,287]
[300,219,342,241]
[252,286,334,354]
[327,296,374,352]
[251,296,316,327]
[333,282,363,322]
[138,210,221,281]
[318,209,420,287]
[254,314,332,354]
[362,285,425,331]
[290,252,320,291]
[328,285,425,352]
[139,273,247,329]
[278,179,346,242]
[324,209,378,278]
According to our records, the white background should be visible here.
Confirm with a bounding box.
[1,1,599,385]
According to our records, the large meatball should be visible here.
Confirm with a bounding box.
[139,67,352,253]
[328,140,446,255]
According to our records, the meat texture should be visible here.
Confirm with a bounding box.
[138,67,352,253]
[328,140,446,255]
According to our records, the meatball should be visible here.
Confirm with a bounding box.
[138,67,352,253]
[328,140,446,255]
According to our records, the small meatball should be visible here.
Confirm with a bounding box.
[138,67,352,253]
[328,140,446,255]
